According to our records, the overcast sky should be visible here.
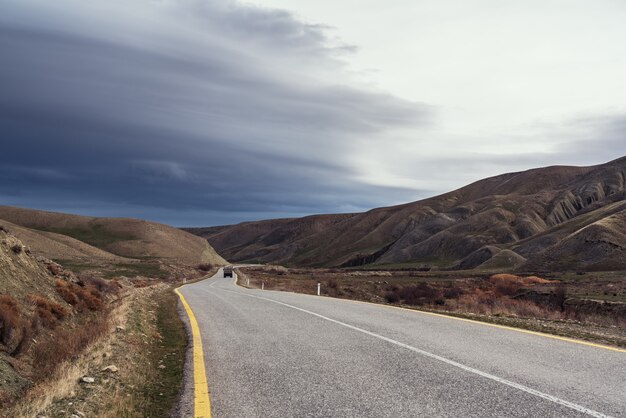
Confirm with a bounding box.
[1,0,625,226]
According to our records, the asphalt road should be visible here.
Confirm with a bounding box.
[178,269,626,417]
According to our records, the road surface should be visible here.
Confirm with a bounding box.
[178,269,626,417]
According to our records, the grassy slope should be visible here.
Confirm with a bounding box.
[33,224,136,249]
[0,205,227,266]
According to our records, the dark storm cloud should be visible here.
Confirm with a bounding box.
[0,0,430,225]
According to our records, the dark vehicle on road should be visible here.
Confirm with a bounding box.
[223,266,233,277]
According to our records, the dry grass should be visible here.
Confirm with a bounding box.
[31,315,110,375]
[448,291,556,318]
[0,272,122,412]
[9,283,187,418]
[9,291,129,418]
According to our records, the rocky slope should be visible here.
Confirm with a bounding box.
[188,156,626,271]
[0,227,66,402]
[0,226,60,302]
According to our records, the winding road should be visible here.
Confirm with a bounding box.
[177,268,626,417]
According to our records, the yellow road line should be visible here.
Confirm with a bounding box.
[232,271,626,354]
[175,288,212,418]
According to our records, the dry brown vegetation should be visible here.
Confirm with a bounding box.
[55,279,106,312]
[28,294,68,328]
[0,270,121,410]
[31,314,110,376]
[238,266,626,347]
[7,283,187,418]
[197,262,216,272]
[0,295,31,356]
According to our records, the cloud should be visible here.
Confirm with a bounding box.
[554,115,626,164]
[3,0,621,227]
[349,112,626,195]
[0,0,431,225]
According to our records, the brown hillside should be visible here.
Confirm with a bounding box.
[187,156,626,271]
[0,206,226,266]
[0,219,130,264]
[521,208,626,272]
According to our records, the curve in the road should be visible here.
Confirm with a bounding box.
[178,269,626,418]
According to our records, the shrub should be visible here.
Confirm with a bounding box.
[0,295,20,345]
[197,263,214,272]
[552,285,567,311]
[0,295,30,355]
[489,274,524,296]
[27,295,68,328]
[56,280,79,305]
[385,283,442,306]
[490,273,552,287]
[384,291,400,303]
[80,276,119,294]
[443,285,463,299]
[494,280,522,296]
[55,280,104,312]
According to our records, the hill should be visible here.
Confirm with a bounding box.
[187,156,626,271]
[0,206,226,267]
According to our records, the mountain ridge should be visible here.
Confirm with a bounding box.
[187,156,626,271]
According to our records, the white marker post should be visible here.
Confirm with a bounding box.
[183,278,186,285]
[262,282,264,290]
[317,283,321,296]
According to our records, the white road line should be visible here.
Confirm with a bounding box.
[226,288,612,418]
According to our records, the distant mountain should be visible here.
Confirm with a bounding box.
[187,156,626,272]
[0,206,227,266]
